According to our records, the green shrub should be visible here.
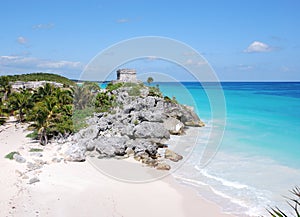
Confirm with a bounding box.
[148,86,163,97]
[94,92,116,112]
[128,86,141,96]
[164,96,178,104]
[5,151,20,160]
[29,148,43,152]
[106,82,123,92]
[73,107,94,131]
[26,130,38,139]
[0,117,6,125]
[123,82,144,88]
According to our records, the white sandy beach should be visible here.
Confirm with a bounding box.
[0,117,234,217]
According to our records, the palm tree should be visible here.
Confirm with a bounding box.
[0,76,12,101]
[82,81,100,93]
[0,100,8,125]
[267,186,300,217]
[31,96,58,145]
[54,88,73,105]
[147,77,154,85]
[73,86,92,110]
[9,89,33,122]
[32,83,55,102]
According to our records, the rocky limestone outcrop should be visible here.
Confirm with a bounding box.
[165,149,183,162]
[63,84,204,170]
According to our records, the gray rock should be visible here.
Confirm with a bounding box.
[28,177,40,184]
[77,138,90,148]
[115,91,129,104]
[13,154,26,163]
[155,100,164,109]
[142,96,156,108]
[86,140,96,151]
[134,122,170,140]
[156,162,171,170]
[27,162,43,171]
[123,105,135,114]
[140,87,149,97]
[125,147,135,156]
[95,137,128,157]
[80,125,99,140]
[98,120,109,132]
[120,124,135,138]
[132,140,157,156]
[137,110,165,122]
[140,155,158,167]
[184,120,205,127]
[65,143,86,162]
[165,149,183,162]
[179,105,204,127]
[52,157,62,163]
[30,152,43,158]
[163,117,185,135]
[22,174,29,179]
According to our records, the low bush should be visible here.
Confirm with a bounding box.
[5,151,20,160]
[29,148,43,152]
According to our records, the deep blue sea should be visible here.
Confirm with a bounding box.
[157,82,300,217]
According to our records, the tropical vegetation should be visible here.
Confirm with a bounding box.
[266,186,300,217]
[5,73,75,86]
[0,73,165,146]
[147,76,153,85]
[0,74,75,144]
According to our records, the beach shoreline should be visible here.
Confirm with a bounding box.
[0,117,235,217]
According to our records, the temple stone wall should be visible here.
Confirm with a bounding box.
[117,69,137,83]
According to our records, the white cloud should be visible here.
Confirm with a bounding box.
[37,60,81,69]
[280,66,290,72]
[0,55,19,60]
[17,36,27,44]
[0,55,83,71]
[146,56,159,61]
[183,51,197,56]
[116,18,130,23]
[32,23,55,30]
[184,59,206,67]
[237,64,254,71]
[244,41,272,53]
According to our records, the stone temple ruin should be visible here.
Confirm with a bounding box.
[116,69,137,83]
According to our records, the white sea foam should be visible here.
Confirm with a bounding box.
[195,166,249,190]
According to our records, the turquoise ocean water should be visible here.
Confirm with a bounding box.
[157,82,300,217]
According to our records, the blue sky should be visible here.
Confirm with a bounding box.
[0,0,299,81]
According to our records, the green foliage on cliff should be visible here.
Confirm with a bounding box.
[94,92,116,112]
[106,82,123,92]
[127,85,141,96]
[3,73,75,86]
[73,85,93,110]
[148,86,163,97]
[72,107,94,132]
[82,81,101,92]
[164,96,178,104]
